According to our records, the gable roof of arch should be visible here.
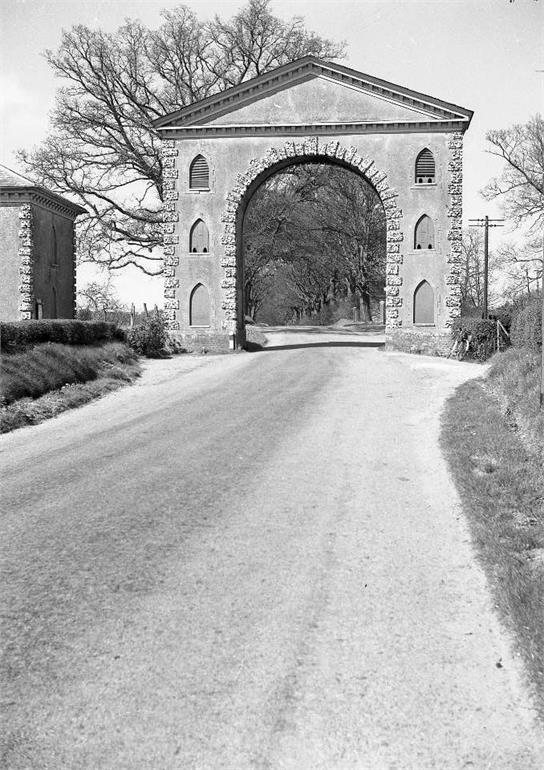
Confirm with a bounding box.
[154,56,473,136]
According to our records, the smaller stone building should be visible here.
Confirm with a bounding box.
[0,165,85,321]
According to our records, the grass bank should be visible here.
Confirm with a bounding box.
[487,347,543,458]
[441,350,544,715]
[1,342,140,433]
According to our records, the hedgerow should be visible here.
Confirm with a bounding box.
[510,293,542,351]
[0,320,124,353]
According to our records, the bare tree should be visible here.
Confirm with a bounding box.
[77,277,124,313]
[482,114,543,310]
[495,237,543,299]
[17,1,344,275]
[460,229,504,311]
[483,114,544,231]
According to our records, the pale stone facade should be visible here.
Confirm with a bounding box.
[155,57,472,353]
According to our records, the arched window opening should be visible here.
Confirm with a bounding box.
[189,283,210,326]
[414,215,435,250]
[190,219,209,253]
[415,149,435,184]
[413,280,434,325]
[50,225,58,266]
[189,155,210,190]
[51,286,58,319]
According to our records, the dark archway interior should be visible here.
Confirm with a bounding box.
[237,157,386,333]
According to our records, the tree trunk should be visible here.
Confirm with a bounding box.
[361,290,372,322]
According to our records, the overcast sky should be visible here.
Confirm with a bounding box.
[1,0,542,304]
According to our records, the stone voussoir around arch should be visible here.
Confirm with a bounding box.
[219,137,404,331]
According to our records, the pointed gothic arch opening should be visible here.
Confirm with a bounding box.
[189,155,210,190]
[190,219,209,253]
[413,280,434,325]
[189,283,211,326]
[50,224,58,266]
[414,215,435,250]
[51,286,58,319]
[415,149,435,184]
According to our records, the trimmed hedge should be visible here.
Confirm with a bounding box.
[451,317,497,361]
[511,293,542,351]
[0,320,125,353]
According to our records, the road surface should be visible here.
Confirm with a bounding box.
[1,328,543,769]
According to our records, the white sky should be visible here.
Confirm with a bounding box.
[1,0,542,305]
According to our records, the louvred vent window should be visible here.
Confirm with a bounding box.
[189,155,210,189]
[415,149,435,184]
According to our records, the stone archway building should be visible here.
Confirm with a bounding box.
[0,164,85,321]
[154,57,472,353]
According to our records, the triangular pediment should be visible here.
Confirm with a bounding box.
[155,57,473,130]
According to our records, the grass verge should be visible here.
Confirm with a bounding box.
[487,347,543,458]
[441,362,544,716]
[1,342,140,433]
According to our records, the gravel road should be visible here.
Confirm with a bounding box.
[1,328,543,769]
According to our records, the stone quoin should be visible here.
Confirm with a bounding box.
[154,56,473,353]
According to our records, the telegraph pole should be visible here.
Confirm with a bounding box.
[468,216,504,317]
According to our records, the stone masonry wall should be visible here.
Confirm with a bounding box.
[445,132,463,327]
[18,204,34,320]
[387,328,452,356]
[161,140,181,331]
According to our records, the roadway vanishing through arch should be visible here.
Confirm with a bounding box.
[1,327,543,769]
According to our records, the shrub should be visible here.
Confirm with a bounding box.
[126,314,167,357]
[0,320,124,353]
[452,317,497,360]
[488,302,513,334]
[510,293,542,351]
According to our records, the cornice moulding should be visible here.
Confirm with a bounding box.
[0,188,86,220]
[158,120,470,138]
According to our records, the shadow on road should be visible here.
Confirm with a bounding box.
[246,340,385,352]
[256,325,385,336]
